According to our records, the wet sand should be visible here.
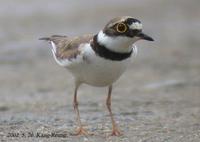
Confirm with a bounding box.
[0,0,200,141]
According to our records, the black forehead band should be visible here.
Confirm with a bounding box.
[125,18,141,25]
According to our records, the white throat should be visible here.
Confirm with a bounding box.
[97,30,135,53]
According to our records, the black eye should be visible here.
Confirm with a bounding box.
[116,23,127,33]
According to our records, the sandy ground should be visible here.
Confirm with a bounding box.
[0,0,200,141]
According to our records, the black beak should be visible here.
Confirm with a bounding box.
[137,32,154,41]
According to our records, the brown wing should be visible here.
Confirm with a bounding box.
[40,34,93,60]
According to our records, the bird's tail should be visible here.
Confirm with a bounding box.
[39,35,68,54]
[39,37,51,41]
[39,35,67,41]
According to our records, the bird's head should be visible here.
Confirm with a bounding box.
[97,16,154,53]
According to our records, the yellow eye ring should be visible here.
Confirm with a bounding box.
[116,23,127,33]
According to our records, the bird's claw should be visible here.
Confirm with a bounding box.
[111,128,122,136]
[72,127,93,136]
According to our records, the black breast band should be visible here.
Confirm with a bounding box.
[91,35,132,61]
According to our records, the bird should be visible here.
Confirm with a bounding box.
[40,16,154,136]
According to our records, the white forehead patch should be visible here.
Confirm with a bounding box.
[129,22,142,30]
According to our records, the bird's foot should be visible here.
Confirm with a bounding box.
[72,127,93,136]
[111,128,122,136]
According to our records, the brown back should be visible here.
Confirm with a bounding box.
[40,34,93,59]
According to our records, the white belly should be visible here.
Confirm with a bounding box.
[67,45,131,87]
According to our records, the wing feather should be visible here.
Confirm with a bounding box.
[40,34,93,60]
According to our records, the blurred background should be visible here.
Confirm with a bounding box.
[0,0,200,141]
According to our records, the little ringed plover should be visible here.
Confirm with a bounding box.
[40,16,154,136]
